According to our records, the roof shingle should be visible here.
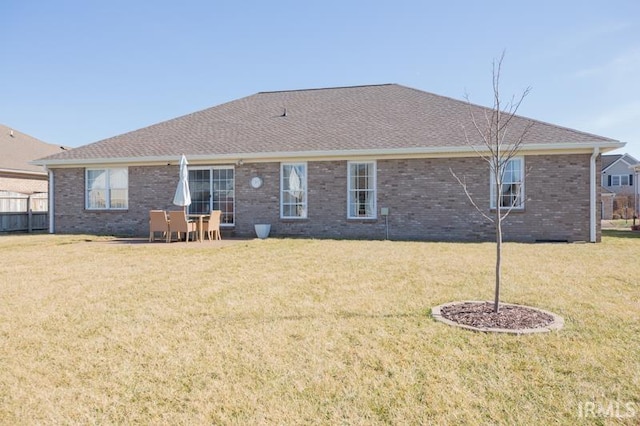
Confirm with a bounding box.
[0,124,65,173]
[37,84,621,163]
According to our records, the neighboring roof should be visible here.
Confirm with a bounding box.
[36,84,624,166]
[0,124,65,174]
[601,153,638,173]
[602,154,623,170]
[601,187,616,195]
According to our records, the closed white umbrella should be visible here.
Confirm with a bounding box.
[173,154,191,211]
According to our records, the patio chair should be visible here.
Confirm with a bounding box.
[205,210,222,240]
[167,210,197,242]
[148,210,169,242]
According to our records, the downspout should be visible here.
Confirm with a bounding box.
[590,147,599,242]
[635,167,639,222]
[48,168,55,234]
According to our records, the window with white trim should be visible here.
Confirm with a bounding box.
[86,168,128,210]
[188,166,235,225]
[348,161,376,219]
[608,174,633,186]
[281,163,307,218]
[490,158,524,209]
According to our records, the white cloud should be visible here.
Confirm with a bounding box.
[575,47,640,78]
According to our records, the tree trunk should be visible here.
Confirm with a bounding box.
[494,178,502,313]
[495,212,501,313]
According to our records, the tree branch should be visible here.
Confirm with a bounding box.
[450,168,494,223]
[452,50,533,313]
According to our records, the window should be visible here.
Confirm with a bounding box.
[187,167,235,225]
[281,163,307,218]
[490,158,524,209]
[609,174,633,186]
[86,168,128,209]
[348,161,376,219]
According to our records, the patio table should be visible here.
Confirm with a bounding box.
[187,214,209,242]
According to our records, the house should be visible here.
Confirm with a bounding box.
[600,153,638,219]
[35,84,624,242]
[0,124,65,213]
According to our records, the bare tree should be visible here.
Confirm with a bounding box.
[451,52,533,313]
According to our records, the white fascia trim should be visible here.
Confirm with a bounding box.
[32,156,185,168]
[0,167,48,176]
[34,140,625,167]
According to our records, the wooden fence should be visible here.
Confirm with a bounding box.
[0,211,48,232]
[0,195,49,233]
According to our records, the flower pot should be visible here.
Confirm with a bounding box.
[254,224,271,239]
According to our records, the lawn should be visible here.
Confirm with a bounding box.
[602,219,637,230]
[0,233,638,424]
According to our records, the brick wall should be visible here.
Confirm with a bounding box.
[53,166,178,235]
[52,153,599,242]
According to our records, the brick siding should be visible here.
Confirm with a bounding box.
[52,154,599,242]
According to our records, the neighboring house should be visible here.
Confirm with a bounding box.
[35,84,624,242]
[0,124,65,212]
[600,153,638,220]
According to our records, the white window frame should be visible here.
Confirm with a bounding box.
[347,161,377,219]
[187,166,235,226]
[490,157,524,210]
[280,162,307,219]
[610,174,630,186]
[85,167,128,210]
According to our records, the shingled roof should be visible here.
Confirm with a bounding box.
[602,154,623,170]
[601,153,637,172]
[36,84,622,165]
[0,124,65,174]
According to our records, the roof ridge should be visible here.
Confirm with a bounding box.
[257,83,395,95]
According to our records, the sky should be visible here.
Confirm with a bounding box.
[2,1,639,159]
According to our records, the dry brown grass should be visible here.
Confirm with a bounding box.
[0,233,638,424]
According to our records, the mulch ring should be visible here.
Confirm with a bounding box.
[432,301,564,334]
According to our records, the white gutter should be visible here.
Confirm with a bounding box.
[48,168,54,234]
[0,167,48,176]
[32,141,625,167]
[590,147,599,242]
[636,169,639,223]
